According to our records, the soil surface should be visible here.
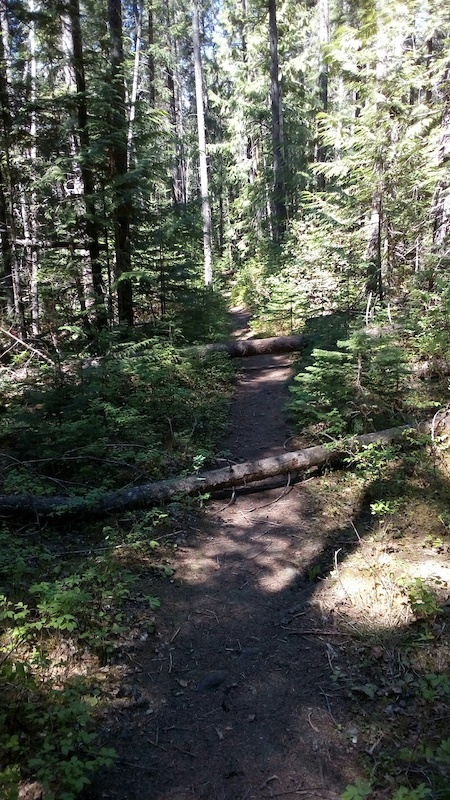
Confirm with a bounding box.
[87,309,363,800]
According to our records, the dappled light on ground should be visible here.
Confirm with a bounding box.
[84,311,450,800]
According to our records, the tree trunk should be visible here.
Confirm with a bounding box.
[316,0,329,190]
[0,169,14,317]
[268,0,286,241]
[28,0,39,336]
[108,0,133,326]
[432,63,450,259]
[192,0,213,285]
[0,422,433,518]
[184,333,310,358]
[148,0,156,107]
[366,190,383,300]
[0,11,18,323]
[127,0,142,169]
[66,0,107,329]
[167,61,184,205]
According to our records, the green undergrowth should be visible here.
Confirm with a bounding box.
[317,442,450,800]
[0,506,177,798]
[0,328,235,798]
[288,311,447,440]
[0,343,235,496]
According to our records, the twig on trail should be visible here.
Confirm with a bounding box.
[218,487,236,511]
[170,627,181,642]
[239,568,263,590]
[172,745,197,758]
[146,740,167,752]
[204,608,220,623]
[259,775,280,790]
[320,687,338,727]
[168,652,173,673]
[307,710,320,733]
[246,473,292,512]
[282,628,345,636]
[117,760,155,771]
[162,726,191,732]
[264,789,337,798]
[250,528,271,540]
[350,520,362,542]
[248,541,272,560]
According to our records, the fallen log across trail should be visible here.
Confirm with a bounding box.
[185,333,310,358]
[0,421,437,519]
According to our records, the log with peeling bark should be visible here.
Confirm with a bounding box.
[186,333,310,358]
[79,334,311,370]
[0,422,435,519]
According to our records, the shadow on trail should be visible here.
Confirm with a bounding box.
[85,309,450,800]
[85,446,450,800]
[84,481,370,800]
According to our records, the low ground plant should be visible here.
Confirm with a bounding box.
[331,445,450,800]
[0,324,235,797]
[289,329,412,438]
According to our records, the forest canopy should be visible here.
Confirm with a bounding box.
[0,0,448,343]
[1,2,450,798]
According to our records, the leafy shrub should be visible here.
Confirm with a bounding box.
[0,659,115,800]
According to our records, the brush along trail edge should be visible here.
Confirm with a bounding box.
[0,421,438,518]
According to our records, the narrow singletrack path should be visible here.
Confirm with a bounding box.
[88,310,362,800]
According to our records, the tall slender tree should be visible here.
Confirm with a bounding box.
[0,5,18,322]
[66,0,107,328]
[28,0,39,335]
[268,0,286,241]
[108,0,133,325]
[192,0,213,285]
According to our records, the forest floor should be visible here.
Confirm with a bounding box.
[85,308,367,800]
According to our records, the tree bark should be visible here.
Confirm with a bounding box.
[316,0,329,190]
[366,190,383,300]
[268,0,286,241]
[0,422,431,518]
[185,333,310,358]
[108,0,133,326]
[148,0,156,107]
[127,0,142,169]
[66,0,107,329]
[192,0,213,285]
[432,63,450,260]
[0,10,18,323]
[28,0,39,336]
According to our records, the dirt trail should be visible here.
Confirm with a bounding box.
[88,310,362,800]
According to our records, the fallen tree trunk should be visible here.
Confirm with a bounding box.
[186,333,310,358]
[0,422,432,518]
